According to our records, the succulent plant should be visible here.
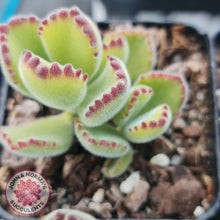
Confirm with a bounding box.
[0,7,189,178]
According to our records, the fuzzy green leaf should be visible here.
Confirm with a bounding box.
[124,104,172,143]
[102,149,133,178]
[45,209,97,220]
[74,118,131,158]
[77,56,131,127]
[135,72,189,115]
[105,29,155,83]
[39,7,102,80]
[113,85,153,127]
[0,17,48,96]
[94,36,129,80]
[19,51,88,111]
[0,112,74,158]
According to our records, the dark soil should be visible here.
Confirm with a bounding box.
[0,24,217,219]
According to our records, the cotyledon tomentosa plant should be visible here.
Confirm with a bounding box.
[0,7,189,178]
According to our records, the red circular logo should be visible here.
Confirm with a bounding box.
[5,170,50,215]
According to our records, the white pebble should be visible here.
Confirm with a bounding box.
[120,180,133,194]
[187,60,200,72]
[150,153,170,167]
[196,92,205,102]
[120,171,140,194]
[216,89,220,98]
[171,154,182,166]
[92,188,105,203]
[177,147,185,155]
[193,206,205,218]
[127,171,140,182]
[173,118,186,129]
[146,207,152,214]
[22,100,41,115]
[62,204,71,209]
[201,198,210,210]
[175,139,182,146]
[188,109,198,119]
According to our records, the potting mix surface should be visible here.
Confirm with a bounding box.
[0,24,217,219]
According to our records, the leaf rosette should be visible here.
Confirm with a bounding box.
[0,7,189,178]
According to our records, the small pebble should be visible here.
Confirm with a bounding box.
[201,174,214,196]
[171,154,183,166]
[188,109,198,119]
[13,91,23,103]
[150,153,170,167]
[106,184,123,203]
[73,198,90,212]
[7,99,41,126]
[193,206,205,218]
[157,170,205,217]
[89,202,112,219]
[0,166,11,190]
[173,118,186,129]
[175,139,182,146]
[177,147,185,155]
[196,92,205,102]
[120,171,140,194]
[183,124,200,138]
[201,198,210,210]
[166,128,173,135]
[56,188,66,200]
[187,60,201,72]
[216,88,220,98]
[124,180,150,212]
[120,180,134,194]
[146,207,152,214]
[6,98,15,111]
[198,113,204,120]
[57,198,68,206]
[92,188,105,203]
[127,171,140,181]
[62,204,71,209]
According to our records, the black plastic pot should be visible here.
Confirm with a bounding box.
[210,30,220,219]
[212,32,220,88]
[0,22,220,220]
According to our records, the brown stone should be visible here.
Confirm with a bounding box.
[185,147,202,166]
[88,167,101,183]
[13,91,23,103]
[183,124,201,138]
[150,182,171,206]
[73,198,90,213]
[62,154,84,179]
[172,117,186,129]
[6,98,15,111]
[0,166,11,190]
[168,166,191,183]
[1,149,35,171]
[88,202,113,219]
[35,156,63,178]
[6,99,41,126]
[124,180,150,212]
[157,168,205,217]
[116,202,127,218]
[106,183,123,203]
